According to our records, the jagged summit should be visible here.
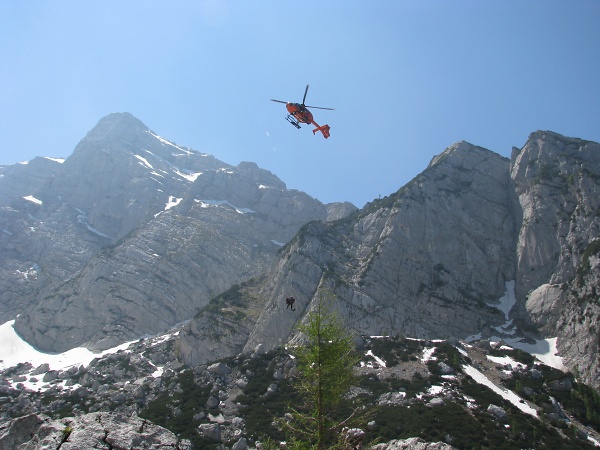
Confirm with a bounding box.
[87,111,148,133]
[70,112,197,165]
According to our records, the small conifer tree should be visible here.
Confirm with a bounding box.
[283,289,361,450]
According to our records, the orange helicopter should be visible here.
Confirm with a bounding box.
[271,85,334,138]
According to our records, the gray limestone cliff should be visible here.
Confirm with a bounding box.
[241,141,516,354]
[2,116,599,389]
[3,113,354,352]
[180,142,517,364]
[179,134,600,389]
[511,131,600,386]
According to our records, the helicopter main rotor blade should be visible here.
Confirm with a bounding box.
[270,99,288,104]
[305,105,335,110]
[302,84,309,105]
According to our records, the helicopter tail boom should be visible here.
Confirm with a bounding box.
[312,124,330,139]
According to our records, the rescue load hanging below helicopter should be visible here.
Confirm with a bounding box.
[271,84,334,139]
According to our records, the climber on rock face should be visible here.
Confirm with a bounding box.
[285,296,296,311]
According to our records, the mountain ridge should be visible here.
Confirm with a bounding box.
[1,112,356,352]
[1,113,599,390]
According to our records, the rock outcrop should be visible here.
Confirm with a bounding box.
[511,131,600,386]
[238,142,516,355]
[371,438,455,450]
[0,412,191,449]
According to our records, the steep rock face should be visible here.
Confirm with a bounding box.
[511,131,600,386]
[180,133,600,388]
[8,113,352,352]
[243,142,515,353]
[0,168,108,324]
[0,157,62,206]
[511,131,600,297]
[14,207,271,352]
[326,201,358,221]
[179,142,518,364]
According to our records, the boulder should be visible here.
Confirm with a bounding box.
[31,363,50,376]
[428,397,445,407]
[487,404,507,420]
[208,362,232,377]
[232,437,249,450]
[199,423,221,442]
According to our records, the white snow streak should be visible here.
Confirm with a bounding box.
[147,131,192,154]
[463,364,538,417]
[487,281,517,335]
[43,157,65,163]
[174,168,202,182]
[134,154,154,170]
[365,350,387,368]
[196,199,256,214]
[76,208,112,239]
[23,195,42,205]
[487,355,527,370]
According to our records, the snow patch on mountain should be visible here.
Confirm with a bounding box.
[196,199,256,214]
[498,337,566,371]
[487,355,527,371]
[147,130,191,155]
[364,350,387,368]
[43,157,65,163]
[15,264,39,281]
[488,280,517,320]
[463,364,538,417]
[23,195,42,205]
[174,168,202,182]
[421,347,437,363]
[137,148,202,182]
[0,320,133,390]
[165,196,182,211]
[134,154,154,170]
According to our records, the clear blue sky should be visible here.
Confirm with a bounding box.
[1,1,599,207]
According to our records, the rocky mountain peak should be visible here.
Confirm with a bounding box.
[69,112,186,165]
[3,113,356,353]
[83,111,148,139]
[428,140,508,172]
[236,161,286,191]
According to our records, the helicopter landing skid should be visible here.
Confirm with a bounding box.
[285,114,301,129]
